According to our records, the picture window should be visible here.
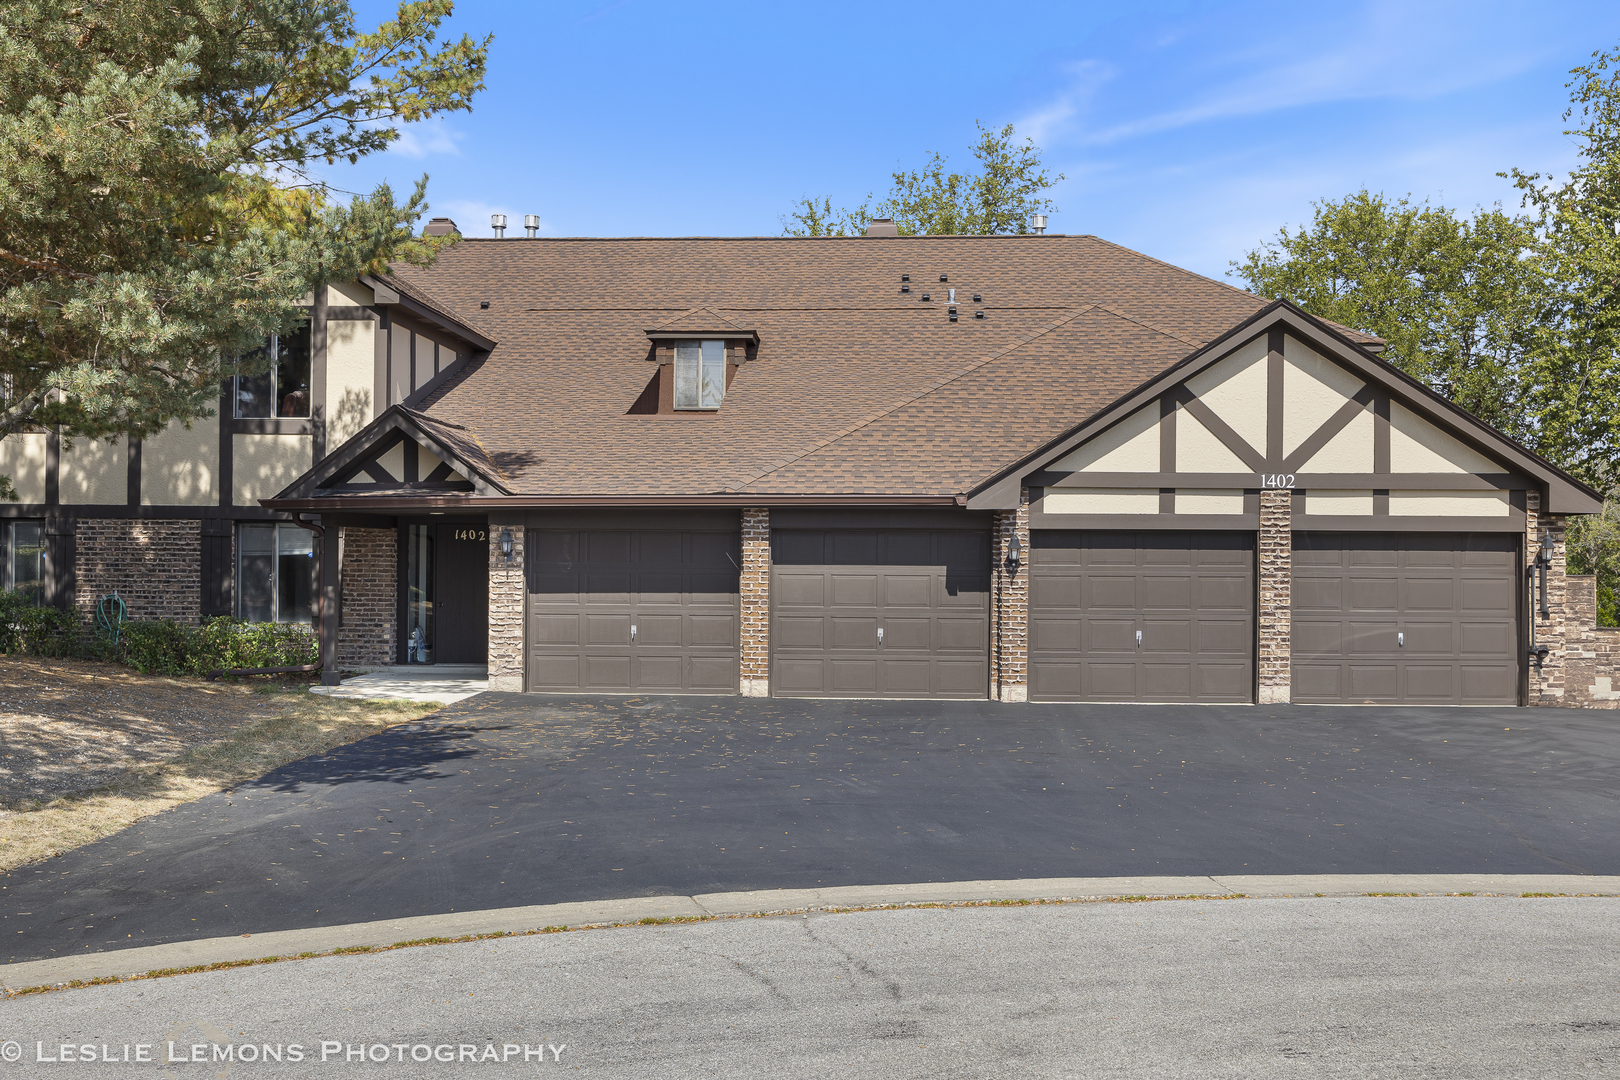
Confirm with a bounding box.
[237,523,315,623]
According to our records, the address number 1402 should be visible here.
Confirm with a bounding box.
[1260,473,1296,489]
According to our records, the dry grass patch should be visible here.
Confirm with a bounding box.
[0,659,440,871]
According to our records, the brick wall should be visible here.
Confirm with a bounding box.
[991,489,1030,701]
[487,524,525,692]
[74,519,201,625]
[336,527,395,669]
[740,508,770,696]
[1257,489,1292,704]
[1526,491,1571,706]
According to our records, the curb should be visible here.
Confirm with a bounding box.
[6,873,1617,993]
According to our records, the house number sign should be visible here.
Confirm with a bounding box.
[1259,473,1296,490]
[453,529,488,542]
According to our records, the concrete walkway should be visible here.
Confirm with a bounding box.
[308,665,488,704]
[4,873,1615,992]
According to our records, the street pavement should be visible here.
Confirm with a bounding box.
[3,896,1616,1078]
[4,694,1617,964]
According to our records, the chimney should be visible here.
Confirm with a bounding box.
[865,218,898,237]
[524,214,540,238]
[490,213,507,238]
[423,217,459,237]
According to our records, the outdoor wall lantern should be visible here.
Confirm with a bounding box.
[500,527,514,562]
[1006,532,1022,573]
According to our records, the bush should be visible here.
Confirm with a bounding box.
[118,617,317,677]
[0,590,85,656]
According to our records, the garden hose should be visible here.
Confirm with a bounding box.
[95,591,127,645]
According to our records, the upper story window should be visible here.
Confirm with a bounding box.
[674,340,726,410]
[235,321,311,418]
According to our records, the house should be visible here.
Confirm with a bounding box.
[6,222,1615,706]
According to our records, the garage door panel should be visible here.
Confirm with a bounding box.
[585,531,631,563]
[830,574,878,607]
[527,529,739,693]
[1294,578,1344,612]
[831,617,878,648]
[585,574,631,605]
[688,615,737,647]
[882,618,931,650]
[771,528,989,698]
[1085,617,1137,652]
[1088,575,1139,609]
[1140,575,1192,610]
[1294,532,1518,704]
[777,574,825,607]
[1403,577,1456,611]
[1030,531,1255,703]
[1345,576,1398,611]
[884,574,931,607]
[1401,621,1454,654]
[586,614,630,645]
[637,614,684,646]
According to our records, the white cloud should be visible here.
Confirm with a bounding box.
[389,119,465,160]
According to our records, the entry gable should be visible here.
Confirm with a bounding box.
[969,300,1601,520]
[269,405,513,501]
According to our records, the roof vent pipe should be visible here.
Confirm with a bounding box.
[523,214,540,238]
[1030,213,1047,235]
[491,213,507,238]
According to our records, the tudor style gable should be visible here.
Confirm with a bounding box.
[270,405,512,503]
[972,302,1600,526]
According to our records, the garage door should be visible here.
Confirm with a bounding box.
[526,530,739,693]
[1293,532,1519,704]
[1029,531,1255,702]
[771,529,990,698]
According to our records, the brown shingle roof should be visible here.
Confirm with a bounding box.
[386,235,1380,497]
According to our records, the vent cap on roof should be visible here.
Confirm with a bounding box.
[865,218,898,237]
[424,217,459,237]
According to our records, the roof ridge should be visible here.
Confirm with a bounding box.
[1088,301,1200,348]
[1074,234,1269,306]
[726,305,1105,492]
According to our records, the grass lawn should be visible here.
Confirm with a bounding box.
[0,658,441,871]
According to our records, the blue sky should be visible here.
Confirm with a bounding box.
[327,0,1620,279]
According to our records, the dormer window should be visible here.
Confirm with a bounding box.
[675,340,727,410]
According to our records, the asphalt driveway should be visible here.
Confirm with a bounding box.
[4,694,1617,964]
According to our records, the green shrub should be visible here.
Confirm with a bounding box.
[0,590,84,656]
[117,617,317,676]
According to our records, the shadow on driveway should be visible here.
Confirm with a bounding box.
[4,694,1616,963]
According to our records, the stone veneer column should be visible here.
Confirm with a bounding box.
[992,488,1030,702]
[336,527,397,668]
[74,519,202,625]
[1526,490,1570,706]
[1257,489,1292,704]
[487,522,525,692]
[739,508,771,697]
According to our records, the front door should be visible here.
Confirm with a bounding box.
[435,525,489,664]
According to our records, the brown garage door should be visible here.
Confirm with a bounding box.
[526,529,739,693]
[1293,532,1520,704]
[1029,531,1255,702]
[771,529,990,698]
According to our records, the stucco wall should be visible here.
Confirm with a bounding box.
[233,433,311,506]
[143,415,219,505]
[325,317,376,445]
[0,434,47,503]
[59,437,126,505]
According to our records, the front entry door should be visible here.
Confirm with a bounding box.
[435,525,489,664]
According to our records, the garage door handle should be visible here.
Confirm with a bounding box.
[1397,631,1403,648]
[631,624,637,641]
[877,627,884,644]
[1135,629,1142,648]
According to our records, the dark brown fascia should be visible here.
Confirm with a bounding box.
[965,299,1603,515]
[644,329,760,345]
[361,274,496,353]
[261,493,964,511]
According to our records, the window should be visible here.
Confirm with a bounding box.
[3,521,43,604]
[237,523,315,623]
[404,524,434,663]
[235,321,312,418]
[674,340,726,410]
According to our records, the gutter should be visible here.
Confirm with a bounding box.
[262,493,967,512]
